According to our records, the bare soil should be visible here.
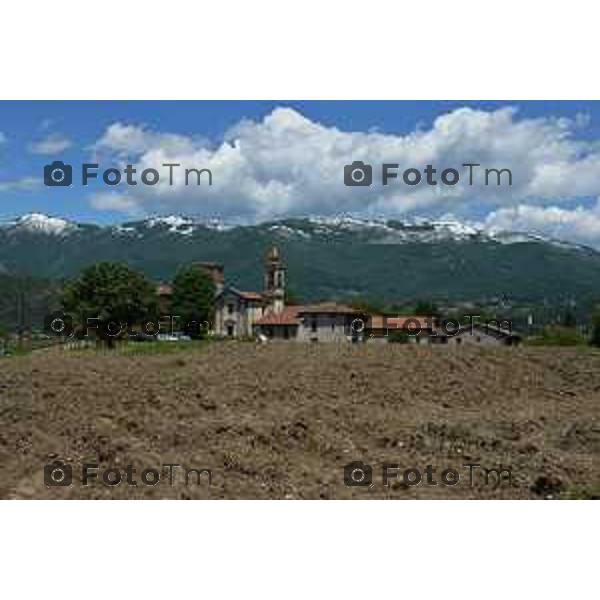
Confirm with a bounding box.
[1,343,599,499]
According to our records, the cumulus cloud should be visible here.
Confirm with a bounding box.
[29,133,72,154]
[92,123,200,158]
[87,106,600,233]
[483,200,600,247]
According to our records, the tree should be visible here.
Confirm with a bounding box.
[388,329,411,344]
[171,265,216,338]
[62,262,157,347]
[413,300,440,317]
[562,309,577,328]
[591,307,600,348]
[349,297,384,316]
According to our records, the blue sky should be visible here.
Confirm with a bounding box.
[2,100,600,246]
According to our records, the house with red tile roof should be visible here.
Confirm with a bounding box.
[212,247,439,342]
[159,246,517,345]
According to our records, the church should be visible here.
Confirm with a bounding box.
[175,246,519,345]
[212,246,371,342]
[213,246,286,338]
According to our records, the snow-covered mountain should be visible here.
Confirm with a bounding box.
[1,213,79,235]
[1,212,600,305]
[0,212,589,251]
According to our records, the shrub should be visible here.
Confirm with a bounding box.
[527,326,586,347]
[388,330,411,344]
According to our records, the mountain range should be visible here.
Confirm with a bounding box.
[1,213,600,323]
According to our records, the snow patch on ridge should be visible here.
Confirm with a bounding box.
[6,213,76,235]
[0,212,590,252]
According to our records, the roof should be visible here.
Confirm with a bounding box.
[296,303,359,315]
[454,322,521,339]
[156,283,173,296]
[255,306,301,326]
[193,261,225,283]
[216,286,265,302]
[237,290,264,301]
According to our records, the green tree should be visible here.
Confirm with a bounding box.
[562,309,577,328]
[349,297,384,315]
[591,307,600,348]
[388,329,411,344]
[62,262,157,347]
[0,324,7,356]
[413,300,439,316]
[171,265,216,338]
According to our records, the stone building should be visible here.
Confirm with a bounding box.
[213,246,286,337]
[161,246,520,345]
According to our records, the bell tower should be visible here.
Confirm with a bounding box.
[264,245,285,314]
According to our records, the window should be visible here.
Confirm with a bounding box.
[227,303,234,315]
[311,318,317,333]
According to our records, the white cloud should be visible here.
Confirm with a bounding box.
[92,123,199,158]
[87,106,600,228]
[0,176,40,192]
[483,200,600,247]
[29,133,72,154]
[89,191,142,215]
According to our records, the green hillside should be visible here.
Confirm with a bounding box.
[1,216,600,328]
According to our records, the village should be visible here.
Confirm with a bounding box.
[157,245,521,346]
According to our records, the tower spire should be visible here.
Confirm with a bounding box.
[264,245,285,314]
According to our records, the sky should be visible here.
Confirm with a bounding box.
[2,100,600,246]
